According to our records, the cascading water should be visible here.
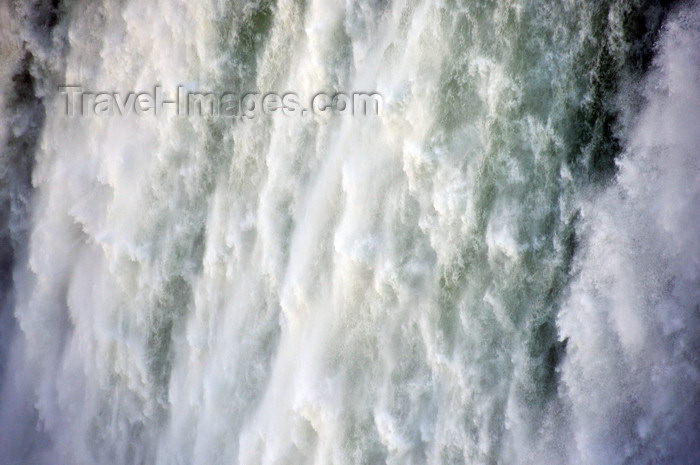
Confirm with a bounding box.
[0,0,698,464]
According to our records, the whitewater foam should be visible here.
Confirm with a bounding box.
[0,1,697,464]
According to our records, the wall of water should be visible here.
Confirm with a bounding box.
[0,1,697,464]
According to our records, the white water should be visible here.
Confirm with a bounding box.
[559,7,700,462]
[0,1,698,464]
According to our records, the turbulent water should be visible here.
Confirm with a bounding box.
[0,0,699,464]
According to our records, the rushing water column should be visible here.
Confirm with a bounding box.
[0,1,698,464]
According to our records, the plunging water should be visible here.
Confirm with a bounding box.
[0,1,698,464]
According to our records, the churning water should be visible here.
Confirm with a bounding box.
[0,0,698,464]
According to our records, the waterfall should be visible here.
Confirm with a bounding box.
[0,0,698,464]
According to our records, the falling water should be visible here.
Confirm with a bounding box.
[0,0,698,464]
